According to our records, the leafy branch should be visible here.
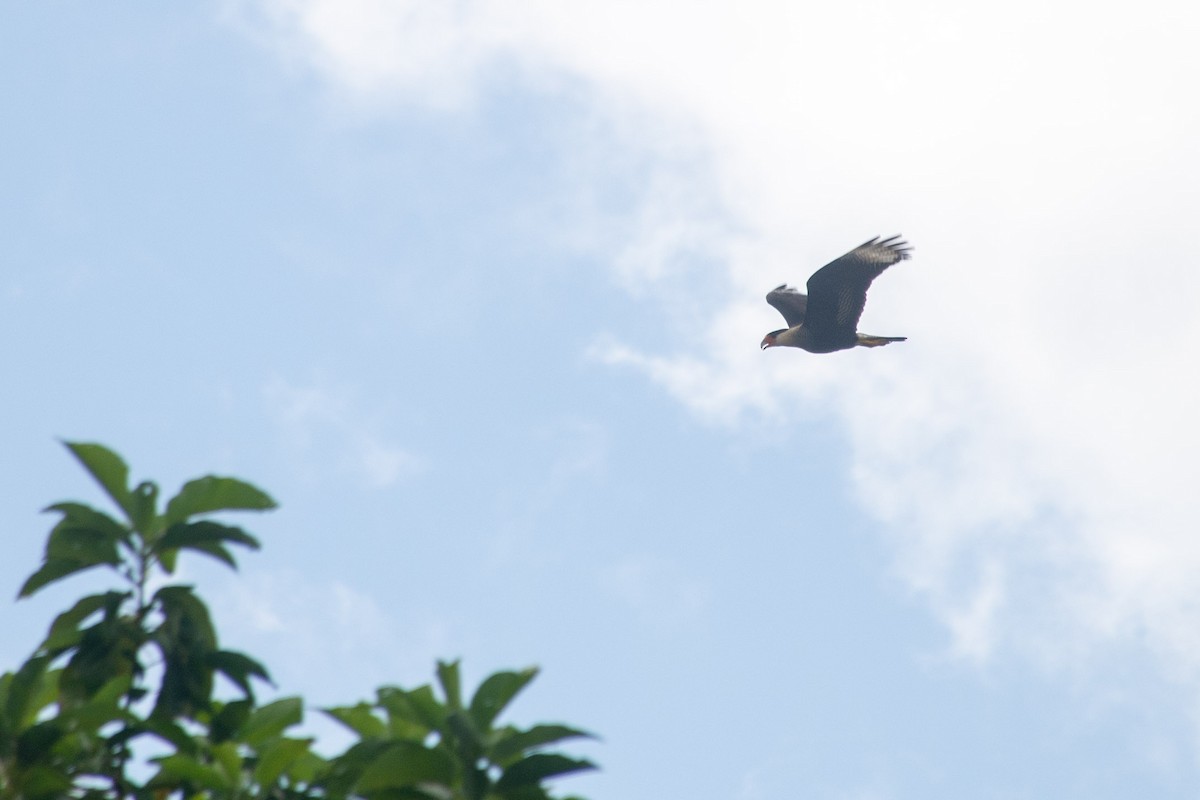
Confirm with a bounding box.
[0,442,595,800]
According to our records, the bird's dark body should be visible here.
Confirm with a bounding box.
[761,235,910,354]
[791,326,859,354]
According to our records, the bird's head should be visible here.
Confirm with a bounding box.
[760,330,785,350]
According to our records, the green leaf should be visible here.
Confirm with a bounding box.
[210,699,253,743]
[19,503,129,598]
[436,660,462,711]
[212,740,242,785]
[164,475,277,525]
[354,741,456,792]
[16,720,64,765]
[156,521,261,571]
[45,522,120,568]
[241,697,303,746]
[129,480,159,533]
[154,586,218,651]
[5,655,52,727]
[178,520,261,549]
[158,547,179,575]
[152,586,218,718]
[284,747,327,785]
[208,649,272,698]
[489,725,595,766]
[253,736,314,788]
[315,739,391,795]
[41,502,129,544]
[18,559,103,599]
[446,709,485,759]
[494,754,596,791]
[148,753,230,792]
[376,687,437,740]
[71,674,133,729]
[324,702,388,739]
[179,540,235,571]
[14,764,73,798]
[62,441,136,523]
[60,612,141,704]
[13,670,60,734]
[41,591,130,652]
[469,667,538,731]
[378,684,445,734]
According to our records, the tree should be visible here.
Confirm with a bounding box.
[0,442,594,800]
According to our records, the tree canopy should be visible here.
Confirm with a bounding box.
[0,441,594,800]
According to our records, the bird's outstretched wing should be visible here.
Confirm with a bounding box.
[766,284,808,327]
[803,235,911,337]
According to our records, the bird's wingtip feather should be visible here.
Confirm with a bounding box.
[878,233,913,258]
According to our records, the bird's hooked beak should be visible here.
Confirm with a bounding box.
[760,333,776,350]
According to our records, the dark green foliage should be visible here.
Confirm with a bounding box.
[319,661,595,800]
[0,442,595,800]
[19,503,127,598]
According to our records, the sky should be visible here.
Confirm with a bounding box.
[2,2,1200,798]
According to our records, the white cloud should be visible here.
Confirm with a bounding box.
[942,559,1005,664]
[232,0,1200,696]
[599,554,710,628]
[263,376,425,488]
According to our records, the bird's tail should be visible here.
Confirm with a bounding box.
[856,334,907,348]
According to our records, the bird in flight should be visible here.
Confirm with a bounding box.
[760,235,911,354]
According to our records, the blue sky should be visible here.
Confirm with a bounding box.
[3,2,1200,798]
